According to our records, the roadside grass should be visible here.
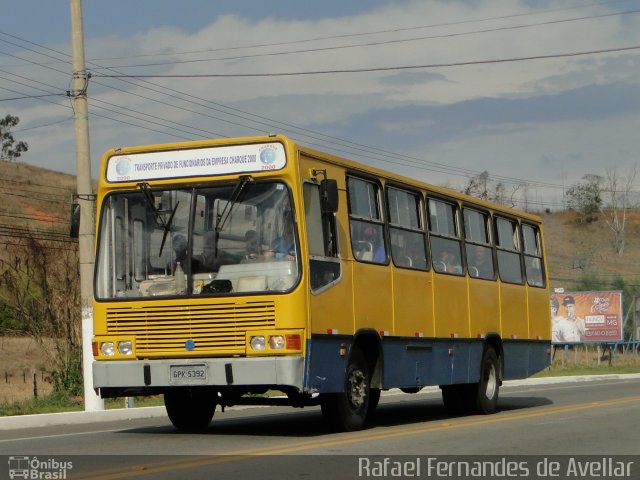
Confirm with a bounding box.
[0,393,164,416]
[534,364,640,377]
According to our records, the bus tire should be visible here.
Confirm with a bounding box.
[441,384,469,414]
[164,388,216,430]
[474,347,500,414]
[368,388,381,418]
[321,348,370,431]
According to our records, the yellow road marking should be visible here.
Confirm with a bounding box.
[74,394,640,479]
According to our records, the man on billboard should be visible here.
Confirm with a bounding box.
[560,295,586,342]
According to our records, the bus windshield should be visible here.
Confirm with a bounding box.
[95,180,299,299]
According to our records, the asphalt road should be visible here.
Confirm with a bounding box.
[1,377,639,479]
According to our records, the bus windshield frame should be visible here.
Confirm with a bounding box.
[95,179,300,300]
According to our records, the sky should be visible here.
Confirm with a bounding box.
[2,0,640,211]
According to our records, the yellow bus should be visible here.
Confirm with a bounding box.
[91,134,550,431]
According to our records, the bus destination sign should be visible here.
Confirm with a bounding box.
[106,142,286,182]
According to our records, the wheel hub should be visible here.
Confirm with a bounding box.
[347,369,366,409]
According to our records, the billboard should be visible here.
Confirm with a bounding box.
[550,291,623,344]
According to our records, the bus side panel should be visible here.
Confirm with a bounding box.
[528,286,551,340]
[433,274,469,338]
[502,340,550,379]
[379,338,484,388]
[306,335,351,393]
[380,338,449,387]
[353,262,393,334]
[468,279,500,337]
[392,268,434,337]
[308,266,355,336]
[451,340,484,384]
[500,283,529,340]
[528,341,551,376]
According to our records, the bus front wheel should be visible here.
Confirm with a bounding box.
[321,347,371,431]
[164,388,216,430]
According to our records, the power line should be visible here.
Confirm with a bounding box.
[0,93,65,102]
[0,212,69,225]
[84,0,635,63]
[0,240,78,251]
[96,45,640,78]
[97,8,640,70]
[12,117,73,133]
[1,177,77,192]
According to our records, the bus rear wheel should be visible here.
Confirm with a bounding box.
[321,347,371,431]
[164,388,216,430]
[441,347,500,415]
[474,347,500,414]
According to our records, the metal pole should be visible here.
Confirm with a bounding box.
[70,0,103,411]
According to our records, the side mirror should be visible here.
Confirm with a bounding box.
[70,203,80,238]
[321,179,339,213]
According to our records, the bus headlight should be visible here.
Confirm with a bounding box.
[250,336,266,351]
[269,335,285,349]
[117,340,133,355]
[100,342,115,356]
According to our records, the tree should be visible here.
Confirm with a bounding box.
[0,235,82,396]
[0,114,29,162]
[600,165,637,256]
[565,175,602,223]
[462,171,524,209]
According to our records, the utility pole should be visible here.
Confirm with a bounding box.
[70,0,103,411]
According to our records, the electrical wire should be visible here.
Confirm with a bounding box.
[95,45,640,78]
[97,9,640,70]
[86,0,636,62]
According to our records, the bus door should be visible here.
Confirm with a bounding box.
[303,181,348,334]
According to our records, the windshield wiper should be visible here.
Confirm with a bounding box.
[216,175,252,234]
[158,201,179,258]
[214,175,252,256]
[136,182,179,258]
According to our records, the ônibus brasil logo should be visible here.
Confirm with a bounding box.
[8,456,73,479]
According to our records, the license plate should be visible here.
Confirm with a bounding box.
[169,364,208,385]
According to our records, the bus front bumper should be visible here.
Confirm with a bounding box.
[93,356,305,394]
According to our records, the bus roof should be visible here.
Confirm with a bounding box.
[100,134,542,224]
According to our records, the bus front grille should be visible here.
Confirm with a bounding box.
[105,301,276,356]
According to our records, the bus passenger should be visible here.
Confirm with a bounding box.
[436,250,461,274]
[363,226,386,263]
[469,245,493,278]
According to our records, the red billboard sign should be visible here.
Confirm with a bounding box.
[550,291,623,343]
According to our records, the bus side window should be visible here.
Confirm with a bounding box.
[304,182,341,291]
[522,223,545,287]
[463,208,495,280]
[495,216,524,284]
[428,198,462,275]
[387,186,427,270]
[347,176,387,264]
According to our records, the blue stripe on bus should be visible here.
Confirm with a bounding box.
[306,335,550,393]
